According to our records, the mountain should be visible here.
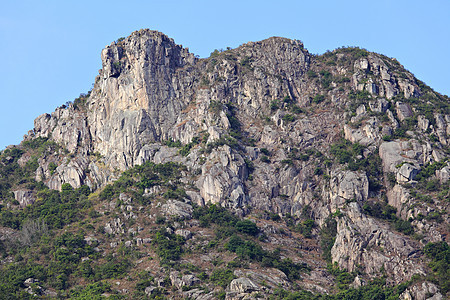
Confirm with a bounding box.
[0,29,448,299]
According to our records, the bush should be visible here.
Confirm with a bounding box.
[320,217,337,262]
[260,148,270,156]
[235,220,259,236]
[282,114,295,122]
[297,219,315,238]
[313,94,325,104]
[307,70,317,79]
[210,268,236,289]
[154,229,185,263]
[319,70,332,89]
[260,155,270,163]
[225,235,265,261]
[424,242,450,293]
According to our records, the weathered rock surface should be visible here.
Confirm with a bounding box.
[13,29,449,298]
[331,203,425,283]
[13,190,35,207]
[161,200,193,219]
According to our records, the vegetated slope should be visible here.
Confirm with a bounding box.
[0,29,448,299]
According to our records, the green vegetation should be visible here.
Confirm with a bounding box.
[424,241,449,294]
[268,276,411,300]
[240,56,252,69]
[72,91,91,110]
[1,184,92,230]
[193,204,310,281]
[70,282,122,299]
[307,70,317,79]
[319,70,332,89]
[154,228,185,264]
[99,161,186,203]
[296,219,315,238]
[0,139,62,203]
[210,268,236,289]
[282,114,295,122]
[330,140,383,191]
[363,201,414,235]
[312,94,325,104]
[320,217,337,262]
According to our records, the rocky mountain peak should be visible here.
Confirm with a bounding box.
[1,29,448,299]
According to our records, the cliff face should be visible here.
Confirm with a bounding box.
[8,29,450,298]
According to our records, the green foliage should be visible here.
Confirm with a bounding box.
[363,201,414,235]
[0,145,46,201]
[235,220,259,236]
[260,148,271,156]
[225,234,265,261]
[1,184,92,230]
[290,105,304,114]
[210,49,221,57]
[94,257,130,280]
[210,268,236,289]
[70,282,115,299]
[163,187,187,200]
[385,117,418,139]
[48,162,57,175]
[163,138,182,148]
[415,160,447,182]
[99,161,186,201]
[261,155,271,163]
[312,94,325,104]
[270,257,310,281]
[307,70,317,79]
[204,135,240,152]
[362,201,396,220]
[72,91,91,110]
[320,217,337,262]
[240,56,252,69]
[225,234,310,280]
[269,274,410,299]
[424,241,450,293]
[282,114,296,122]
[193,204,240,228]
[319,70,332,89]
[327,263,356,290]
[153,229,185,263]
[297,219,315,238]
[0,262,48,298]
[226,104,242,138]
[193,205,309,280]
[330,140,382,191]
[271,100,280,110]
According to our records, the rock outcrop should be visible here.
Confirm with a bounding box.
[11,29,448,298]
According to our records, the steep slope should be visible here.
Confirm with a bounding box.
[0,29,448,299]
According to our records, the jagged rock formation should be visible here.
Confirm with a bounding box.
[3,29,449,298]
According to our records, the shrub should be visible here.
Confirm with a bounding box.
[313,94,325,104]
[260,155,270,163]
[320,217,337,262]
[424,242,450,293]
[210,268,236,289]
[297,219,315,238]
[48,162,57,175]
[260,148,270,156]
[307,70,317,79]
[282,114,295,122]
[235,220,259,236]
[154,229,185,263]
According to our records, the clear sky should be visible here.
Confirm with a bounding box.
[1,0,449,149]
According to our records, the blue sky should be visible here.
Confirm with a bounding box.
[1,0,449,149]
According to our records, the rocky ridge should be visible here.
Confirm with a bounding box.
[1,29,449,298]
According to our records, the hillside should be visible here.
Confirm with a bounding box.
[0,29,448,299]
